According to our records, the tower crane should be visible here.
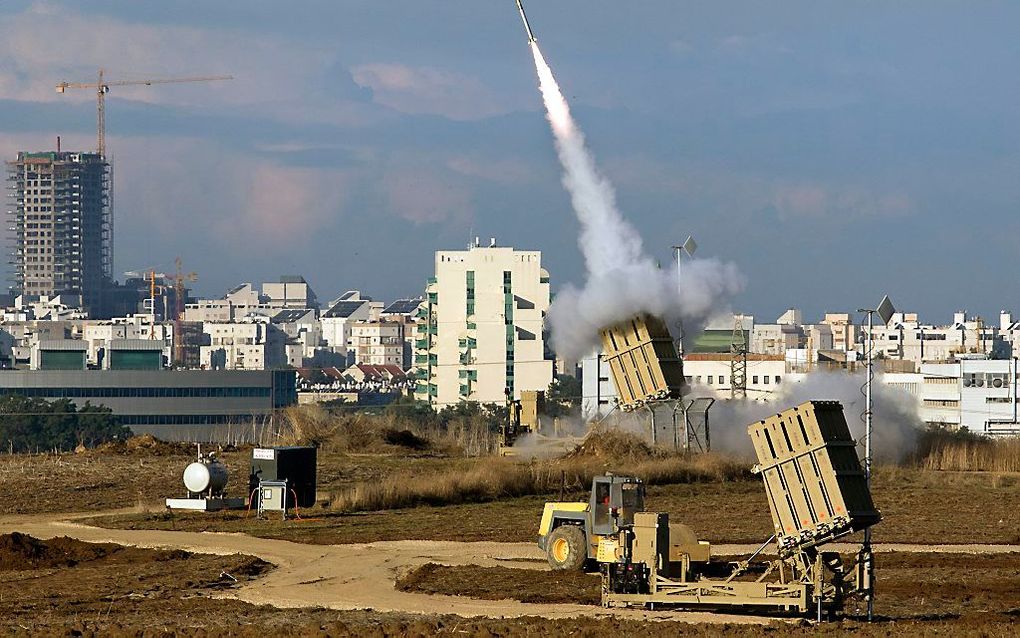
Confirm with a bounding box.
[169,257,198,366]
[55,69,233,158]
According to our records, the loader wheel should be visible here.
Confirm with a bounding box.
[546,525,587,571]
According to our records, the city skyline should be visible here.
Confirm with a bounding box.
[2,2,1019,321]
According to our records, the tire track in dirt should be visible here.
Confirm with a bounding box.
[2,512,1018,624]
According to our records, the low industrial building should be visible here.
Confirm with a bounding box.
[0,369,296,441]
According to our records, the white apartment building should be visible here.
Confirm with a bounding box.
[751,323,802,355]
[262,276,318,309]
[415,242,553,405]
[883,358,1020,436]
[865,311,1006,364]
[822,313,857,352]
[348,320,404,367]
[381,298,424,369]
[320,297,372,364]
[200,319,285,370]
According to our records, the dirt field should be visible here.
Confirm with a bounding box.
[87,466,1020,546]
[396,551,1020,619]
[0,446,468,515]
[5,444,1020,636]
[2,531,1018,637]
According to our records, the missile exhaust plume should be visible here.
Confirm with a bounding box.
[527,41,743,360]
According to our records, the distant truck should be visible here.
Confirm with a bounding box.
[599,315,686,411]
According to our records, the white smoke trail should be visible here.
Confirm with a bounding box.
[529,43,742,360]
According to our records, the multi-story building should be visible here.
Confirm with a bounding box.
[348,320,404,367]
[415,242,553,405]
[320,296,372,364]
[865,311,1004,364]
[884,358,1020,436]
[6,151,110,316]
[262,275,318,309]
[381,298,424,369]
[200,318,286,370]
[0,369,296,441]
[822,313,858,352]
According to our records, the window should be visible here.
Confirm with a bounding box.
[752,375,759,384]
[707,376,714,384]
[775,376,781,384]
[763,375,770,384]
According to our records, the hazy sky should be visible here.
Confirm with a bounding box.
[2,1,1018,322]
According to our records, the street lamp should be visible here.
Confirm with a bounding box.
[671,236,697,353]
[856,294,894,622]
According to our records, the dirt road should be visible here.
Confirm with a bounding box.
[3,511,1018,625]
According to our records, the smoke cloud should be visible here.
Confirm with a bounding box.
[528,43,743,360]
[708,372,923,463]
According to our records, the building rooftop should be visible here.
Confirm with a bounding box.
[271,309,312,324]
[322,300,367,319]
[382,299,423,315]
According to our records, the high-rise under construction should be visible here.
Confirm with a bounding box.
[6,151,111,314]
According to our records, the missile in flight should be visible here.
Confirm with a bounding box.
[515,0,537,43]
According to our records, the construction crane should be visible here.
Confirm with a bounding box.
[124,269,169,334]
[55,69,233,158]
[169,257,198,366]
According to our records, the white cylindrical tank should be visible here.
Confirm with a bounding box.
[183,460,228,495]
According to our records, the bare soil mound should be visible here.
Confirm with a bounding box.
[563,429,653,460]
[90,433,195,456]
[0,532,123,569]
[397,563,601,605]
[0,532,270,576]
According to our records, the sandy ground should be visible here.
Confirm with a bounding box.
[3,510,1019,627]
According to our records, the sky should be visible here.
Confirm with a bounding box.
[2,1,1019,323]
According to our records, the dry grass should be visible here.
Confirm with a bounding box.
[277,404,498,456]
[328,434,751,513]
[914,426,1020,472]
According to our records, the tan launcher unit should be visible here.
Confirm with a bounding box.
[599,315,686,411]
[599,401,879,617]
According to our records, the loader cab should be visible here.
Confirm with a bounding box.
[591,475,645,536]
[539,474,645,571]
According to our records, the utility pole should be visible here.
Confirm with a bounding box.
[730,314,747,399]
[857,295,895,623]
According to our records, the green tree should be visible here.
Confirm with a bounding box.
[546,374,582,417]
[0,395,129,453]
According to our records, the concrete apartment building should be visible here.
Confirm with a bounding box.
[822,313,857,352]
[381,298,424,369]
[320,295,372,364]
[415,242,553,405]
[262,275,318,309]
[6,151,110,316]
[348,320,404,367]
[200,319,285,370]
[865,312,1005,364]
[884,358,1020,436]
